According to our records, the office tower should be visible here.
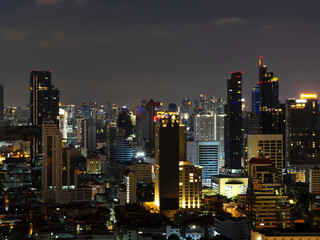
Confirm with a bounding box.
[193,113,215,141]
[140,99,162,156]
[0,84,3,119]
[179,161,202,209]
[187,141,219,187]
[181,98,192,113]
[81,119,97,157]
[247,156,290,230]
[141,99,162,141]
[225,71,242,169]
[42,120,63,202]
[285,94,320,162]
[30,70,60,169]
[82,101,89,118]
[244,112,260,134]
[252,85,259,114]
[117,111,133,138]
[30,70,59,126]
[154,112,185,212]
[124,169,137,204]
[62,148,76,190]
[244,134,283,182]
[107,127,133,163]
[258,57,283,134]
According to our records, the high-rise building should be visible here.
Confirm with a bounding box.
[179,161,202,209]
[154,112,185,212]
[107,127,133,182]
[117,111,133,138]
[285,94,320,163]
[187,141,219,187]
[30,70,59,126]
[81,119,97,157]
[244,134,284,182]
[0,84,3,119]
[252,85,259,114]
[30,70,60,163]
[124,169,137,204]
[193,113,215,141]
[42,120,63,202]
[225,71,242,169]
[247,156,290,230]
[258,57,283,134]
[141,99,162,141]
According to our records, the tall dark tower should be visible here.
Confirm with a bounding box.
[225,71,242,169]
[30,70,59,126]
[155,112,185,215]
[30,70,60,163]
[258,57,282,134]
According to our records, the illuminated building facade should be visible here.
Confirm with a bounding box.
[248,157,290,230]
[225,71,242,169]
[187,141,219,187]
[258,57,284,134]
[285,94,320,163]
[211,175,248,198]
[179,161,202,209]
[154,112,185,211]
[244,134,283,182]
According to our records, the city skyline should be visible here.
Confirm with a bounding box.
[1,1,320,106]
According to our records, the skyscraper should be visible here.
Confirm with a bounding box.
[225,71,242,169]
[252,84,259,114]
[258,57,283,134]
[154,112,185,213]
[42,120,63,202]
[193,113,215,141]
[187,141,219,187]
[30,70,59,126]
[30,70,60,161]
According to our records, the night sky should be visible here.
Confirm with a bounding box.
[1,0,320,107]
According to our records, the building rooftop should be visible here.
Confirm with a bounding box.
[249,157,273,165]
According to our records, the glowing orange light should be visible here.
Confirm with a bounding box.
[300,93,317,99]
